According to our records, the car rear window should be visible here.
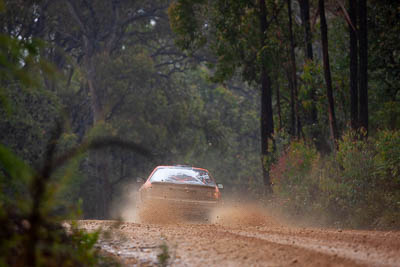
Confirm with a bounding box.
[150,168,216,186]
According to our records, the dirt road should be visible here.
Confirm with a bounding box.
[78,205,400,266]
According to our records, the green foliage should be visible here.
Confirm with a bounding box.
[0,145,113,266]
[157,242,171,267]
[0,0,399,240]
[0,35,42,86]
[374,130,400,182]
[168,0,207,51]
[270,141,319,213]
[0,144,32,207]
[368,0,400,131]
[0,85,62,164]
[0,3,117,263]
[169,0,267,84]
[52,133,86,210]
[271,131,400,229]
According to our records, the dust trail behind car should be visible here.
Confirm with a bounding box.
[101,188,400,266]
[210,199,283,227]
[110,164,284,227]
[109,181,141,222]
[112,182,284,228]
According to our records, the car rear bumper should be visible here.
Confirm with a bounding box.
[147,196,218,205]
[144,196,219,212]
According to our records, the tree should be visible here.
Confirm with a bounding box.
[42,0,168,218]
[358,0,368,134]
[169,0,281,192]
[298,0,317,129]
[368,0,400,130]
[259,0,274,192]
[319,0,339,145]
[349,0,358,131]
[287,0,301,139]
[347,0,368,134]
[298,0,313,61]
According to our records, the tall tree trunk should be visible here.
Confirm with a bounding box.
[85,57,102,123]
[65,2,112,219]
[276,82,282,131]
[259,0,273,193]
[349,0,358,131]
[299,0,313,61]
[299,0,317,125]
[288,0,301,139]
[85,51,111,219]
[319,0,339,146]
[287,68,296,136]
[358,0,368,135]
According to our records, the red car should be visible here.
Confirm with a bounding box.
[138,165,223,220]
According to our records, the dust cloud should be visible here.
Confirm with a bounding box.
[110,181,188,224]
[110,181,140,222]
[210,201,281,227]
[111,184,285,228]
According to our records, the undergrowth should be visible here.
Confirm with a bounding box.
[0,142,117,266]
[157,242,171,267]
[0,128,147,266]
[270,130,400,229]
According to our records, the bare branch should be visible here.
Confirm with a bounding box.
[120,5,167,28]
[335,0,356,32]
[65,0,88,34]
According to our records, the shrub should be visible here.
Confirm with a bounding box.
[270,141,318,216]
[271,130,400,229]
[0,137,127,266]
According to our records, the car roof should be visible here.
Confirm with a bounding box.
[155,165,209,172]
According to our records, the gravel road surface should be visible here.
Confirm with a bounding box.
[78,205,400,266]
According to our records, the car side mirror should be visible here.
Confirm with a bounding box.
[136,177,144,183]
[217,183,224,189]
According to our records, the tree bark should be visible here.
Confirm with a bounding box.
[84,49,109,219]
[259,0,273,193]
[67,1,108,218]
[319,0,339,146]
[299,0,317,125]
[287,67,296,136]
[276,82,282,131]
[349,0,358,131]
[86,59,103,123]
[299,0,313,61]
[288,0,301,139]
[358,0,368,135]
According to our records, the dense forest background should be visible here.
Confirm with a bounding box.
[0,0,399,263]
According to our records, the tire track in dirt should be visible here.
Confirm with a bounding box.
[77,220,400,266]
[221,228,400,267]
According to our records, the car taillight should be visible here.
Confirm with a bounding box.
[214,187,220,200]
[142,181,152,189]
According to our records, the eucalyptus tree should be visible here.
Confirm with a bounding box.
[348,0,358,131]
[358,0,368,134]
[298,0,318,140]
[34,0,173,218]
[169,0,287,192]
[368,0,400,130]
[319,0,339,145]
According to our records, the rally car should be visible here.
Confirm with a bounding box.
[137,165,223,220]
